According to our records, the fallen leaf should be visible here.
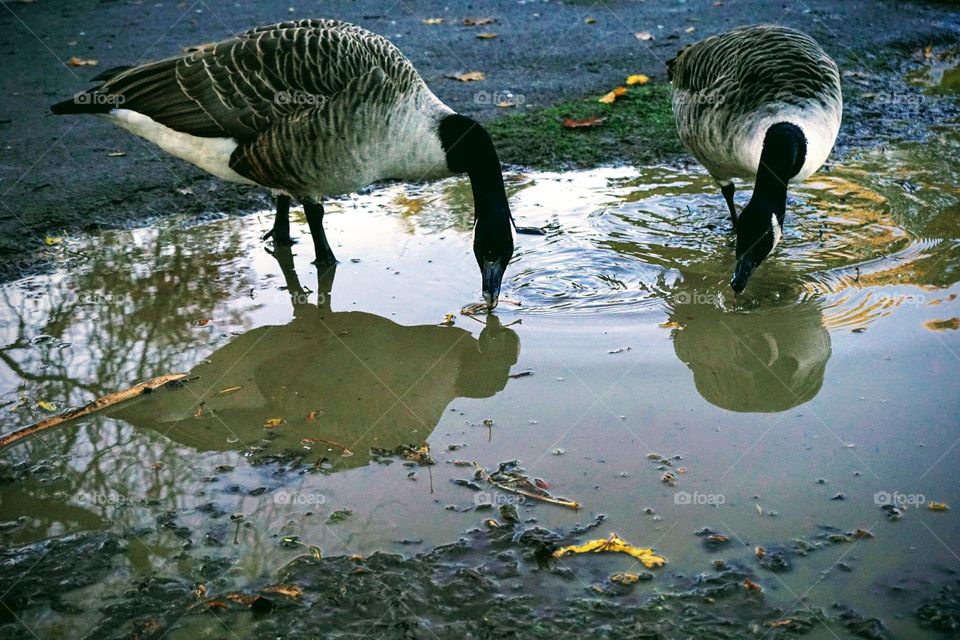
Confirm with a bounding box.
[67,56,98,67]
[553,533,667,568]
[925,317,960,331]
[306,410,319,422]
[476,32,498,39]
[598,90,618,104]
[928,502,949,511]
[685,26,696,33]
[611,572,640,585]
[36,400,56,412]
[613,86,627,96]
[192,318,211,327]
[205,600,228,610]
[584,16,596,24]
[264,417,285,428]
[193,404,204,418]
[483,518,500,528]
[216,386,242,396]
[743,577,762,592]
[422,17,443,25]
[626,74,650,86]
[769,619,799,628]
[44,236,62,246]
[106,151,127,157]
[441,313,456,326]
[635,31,654,41]
[394,194,426,215]
[562,115,605,129]
[263,584,302,598]
[496,99,516,108]
[449,70,486,82]
[462,17,496,26]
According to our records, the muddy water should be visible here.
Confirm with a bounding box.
[1,129,959,638]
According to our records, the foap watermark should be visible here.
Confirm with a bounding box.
[674,89,726,107]
[75,491,136,506]
[474,491,525,507]
[874,491,925,507]
[673,290,721,306]
[473,91,525,107]
[875,292,927,307]
[73,91,125,107]
[273,490,327,506]
[870,92,925,106]
[674,490,725,506]
[274,90,325,107]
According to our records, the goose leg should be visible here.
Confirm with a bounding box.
[304,200,336,264]
[720,182,737,228]
[262,194,295,246]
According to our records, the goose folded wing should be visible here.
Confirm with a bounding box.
[86,24,392,141]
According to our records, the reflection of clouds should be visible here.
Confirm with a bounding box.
[670,296,831,413]
[113,252,520,470]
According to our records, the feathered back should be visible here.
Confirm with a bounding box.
[70,19,427,140]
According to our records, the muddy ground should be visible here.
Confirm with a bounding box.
[0,0,957,281]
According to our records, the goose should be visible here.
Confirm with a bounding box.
[667,24,842,292]
[51,18,517,308]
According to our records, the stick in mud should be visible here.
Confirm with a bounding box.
[0,373,189,449]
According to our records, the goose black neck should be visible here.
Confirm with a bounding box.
[753,122,807,216]
[439,114,511,224]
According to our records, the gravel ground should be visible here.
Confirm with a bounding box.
[0,0,957,280]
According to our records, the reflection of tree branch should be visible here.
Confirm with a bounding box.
[0,349,100,395]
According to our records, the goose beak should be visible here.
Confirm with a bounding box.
[731,255,758,294]
[481,259,503,309]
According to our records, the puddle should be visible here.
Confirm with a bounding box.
[1,128,959,638]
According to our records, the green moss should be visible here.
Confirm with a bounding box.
[486,83,685,170]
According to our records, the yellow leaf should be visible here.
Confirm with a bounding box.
[450,70,486,82]
[422,17,443,25]
[67,56,98,67]
[626,74,650,86]
[264,417,286,428]
[476,32,498,39]
[613,86,627,96]
[610,572,640,584]
[928,502,949,511]
[553,533,666,568]
[394,194,426,215]
[36,400,56,412]
[598,90,617,104]
[44,236,62,246]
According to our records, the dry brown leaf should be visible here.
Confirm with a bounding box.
[263,584,302,598]
[743,577,762,592]
[67,56,98,67]
[462,17,496,26]
[192,318,211,327]
[928,501,949,511]
[563,116,605,129]
[306,410,319,422]
[216,386,242,396]
[611,572,640,585]
[449,71,486,82]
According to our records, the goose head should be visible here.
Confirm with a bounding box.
[439,114,514,309]
[732,205,782,293]
[731,122,806,293]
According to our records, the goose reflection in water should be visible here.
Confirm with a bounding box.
[113,247,520,467]
[667,291,831,413]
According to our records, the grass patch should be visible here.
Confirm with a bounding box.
[487,83,685,170]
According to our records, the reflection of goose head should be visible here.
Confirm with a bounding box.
[670,295,831,413]
[111,247,520,468]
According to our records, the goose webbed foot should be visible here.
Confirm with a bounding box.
[304,200,337,264]
[720,182,737,229]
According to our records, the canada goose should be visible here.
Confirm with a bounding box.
[51,19,517,307]
[667,25,842,292]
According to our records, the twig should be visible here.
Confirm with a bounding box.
[0,373,188,449]
[474,463,580,509]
